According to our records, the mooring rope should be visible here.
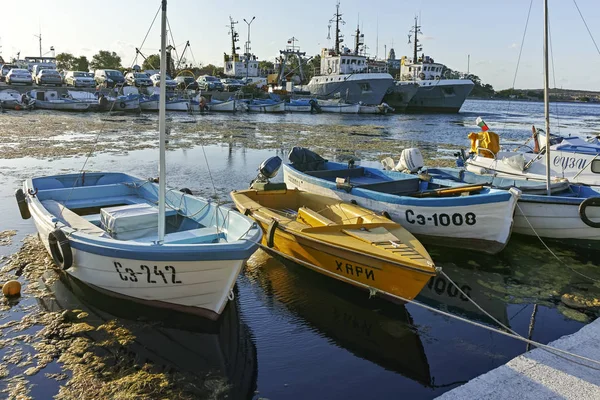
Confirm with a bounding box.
[516,203,600,284]
[241,236,600,371]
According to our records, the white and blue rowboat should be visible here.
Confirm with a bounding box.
[27,90,90,111]
[247,100,285,113]
[282,148,520,254]
[319,102,360,114]
[207,99,237,112]
[285,99,317,113]
[108,94,140,111]
[16,172,261,319]
[424,167,600,248]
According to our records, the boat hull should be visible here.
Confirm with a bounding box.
[284,164,519,254]
[306,73,393,105]
[247,101,285,113]
[381,82,419,112]
[320,104,360,113]
[514,194,600,245]
[34,100,90,111]
[285,104,313,112]
[405,79,474,113]
[208,100,236,112]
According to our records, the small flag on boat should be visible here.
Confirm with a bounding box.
[476,117,489,132]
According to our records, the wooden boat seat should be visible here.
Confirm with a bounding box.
[42,200,109,237]
[132,227,225,244]
[355,178,420,195]
[36,183,137,202]
[297,207,335,227]
[305,168,365,179]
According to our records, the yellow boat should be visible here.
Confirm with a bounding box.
[231,186,438,301]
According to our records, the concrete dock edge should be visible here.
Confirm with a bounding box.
[437,317,600,400]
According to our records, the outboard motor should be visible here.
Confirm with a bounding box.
[309,99,321,113]
[397,148,424,173]
[250,156,287,191]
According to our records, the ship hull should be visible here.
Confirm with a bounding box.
[382,82,419,112]
[306,73,393,105]
[406,80,474,113]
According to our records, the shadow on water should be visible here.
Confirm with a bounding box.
[245,249,433,388]
[36,271,258,399]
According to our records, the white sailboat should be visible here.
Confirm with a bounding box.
[15,0,262,320]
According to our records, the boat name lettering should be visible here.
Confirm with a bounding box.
[427,276,472,301]
[405,210,476,226]
[552,155,586,170]
[287,176,301,186]
[335,260,375,281]
[113,262,182,284]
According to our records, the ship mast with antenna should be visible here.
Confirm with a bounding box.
[330,1,345,54]
[408,16,422,63]
[227,16,240,59]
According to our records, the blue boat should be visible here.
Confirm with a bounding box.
[15,0,262,320]
[282,148,521,254]
[422,167,600,248]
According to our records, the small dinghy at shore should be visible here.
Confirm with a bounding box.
[282,147,521,254]
[207,99,237,112]
[246,100,286,113]
[0,89,34,110]
[231,157,438,301]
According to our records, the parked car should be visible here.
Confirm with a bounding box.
[149,73,177,90]
[220,78,243,92]
[31,64,55,79]
[64,71,96,87]
[196,75,224,91]
[94,69,125,88]
[35,69,63,86]
[125,72,153,87]
[174,75,198,90]
[0,64,18,82]
[6,69,33,85]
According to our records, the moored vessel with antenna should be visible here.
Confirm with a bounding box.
[15,0,262,321]
[393,17,474,113]
[305,1,406,106]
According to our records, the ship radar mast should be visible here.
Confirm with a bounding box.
[408,15,422,63]
[330,1,345,54]
[227,16,240,58]
[353,23,364,55]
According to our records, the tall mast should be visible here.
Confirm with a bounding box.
[354,24,360,55]
[330,1,344,54]
[411,16,421,64]
[228,16,239,58]
[158,0,167,243]
[543,0,551,195]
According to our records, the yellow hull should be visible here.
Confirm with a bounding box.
[231,188,437,301]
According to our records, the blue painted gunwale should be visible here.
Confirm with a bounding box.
[26,172,261,262]
[284,162,514,207]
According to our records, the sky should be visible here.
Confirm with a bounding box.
[2,0,600,90]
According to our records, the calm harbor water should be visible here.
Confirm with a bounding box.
[1,99,599,399]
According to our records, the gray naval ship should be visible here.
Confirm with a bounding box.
[388,17,474,113]
[306,2,417,107]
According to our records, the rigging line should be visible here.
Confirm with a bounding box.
[515,203,600,283]
[127,3,162,68]
[502,0,534,135]
[166,17,180,67]
[244,237,600,371]
[572,0,600,57]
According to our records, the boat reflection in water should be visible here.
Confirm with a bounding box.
[246,249,432,387]
[37,272,257,400]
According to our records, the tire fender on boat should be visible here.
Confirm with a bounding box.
[48,229,73,270]
[15,189,31,219]
[579,197,600,228]
[179,188,193,195]
[381,211,392,220]
[119,101,127,109]
[266,219,279,248]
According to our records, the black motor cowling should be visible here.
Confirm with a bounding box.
[288,147,327,172]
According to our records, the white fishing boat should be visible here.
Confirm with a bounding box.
[27,90,91,111]
[282,147,520,254]
[15,0,262,320]
[246,100,285,113]
[207,99,236,112]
